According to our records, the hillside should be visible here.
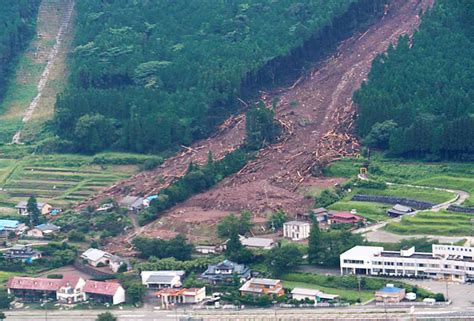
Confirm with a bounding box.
[354,0,474,160]
[0,0,41,103]
[53,0,388,154]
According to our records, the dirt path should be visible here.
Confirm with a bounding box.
[95,0,434,252]
[12,0,74,144]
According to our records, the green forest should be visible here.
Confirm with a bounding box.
[53,0,388,154]
[354,0,474,160]
[0,0,41,103]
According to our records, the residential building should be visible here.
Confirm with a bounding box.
[201,260,251,283]
[291,287,339,302]
[3,244,41,262]
[387,204,414,217]
[340,245,474,283]
[141,271,185,289]
[239,278,284,297]
[296,208,328,223]
[155,287,206,307]
[239,236,276,250]
[328,212,365,225]
[83,280,125,305]
[27,223,60,238]
[15,201,52,216]
[375,286,406,303]
[143,195,159,208]
[119,196,144,211]
[283,221,311,241]
[80,248,129,272]
[0,219,26,235]
[7,276,85,303]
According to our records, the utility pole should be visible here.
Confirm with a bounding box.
[445,275,449,302]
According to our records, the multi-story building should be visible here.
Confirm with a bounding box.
[283,221,311,241]
[340,245,474,283]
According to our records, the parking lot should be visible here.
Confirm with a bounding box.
[404,279,474,308]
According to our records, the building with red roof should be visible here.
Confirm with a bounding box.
[328,212,366,226]
[83,280,125,305]
[155,287,206,308]
[7,275,85,303]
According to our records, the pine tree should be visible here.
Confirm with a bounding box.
[27,195,40,228]
[308,223,323,264]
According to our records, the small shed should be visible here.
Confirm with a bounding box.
[387,204,414,217]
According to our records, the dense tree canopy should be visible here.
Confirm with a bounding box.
[354,0,474,160]
[54,0,388,154]
[0,0,41,103]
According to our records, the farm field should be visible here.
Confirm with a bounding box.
[324,156,474,206]
[0,152,160,213]
[385,210,473,236]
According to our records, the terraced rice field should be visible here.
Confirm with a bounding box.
[0,155,138,212]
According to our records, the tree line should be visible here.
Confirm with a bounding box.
[52,0,389,154]
[354,0,474,160]
[0,0,41,104]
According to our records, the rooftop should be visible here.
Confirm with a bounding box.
[7,275,80,292]
[377,287,404,294]
[379,251,434,259]
[0,219,20,229]
[240,237,275,248]
[81,248,109,262]
[249,278,280,286]
[284,221,311,226]
[83,280,122,296]
[36,223,60,232]
[15,201,47,209]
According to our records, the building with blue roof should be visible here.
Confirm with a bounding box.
[375,285,405,303]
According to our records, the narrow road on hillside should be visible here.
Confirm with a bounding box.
[12,0,74,144]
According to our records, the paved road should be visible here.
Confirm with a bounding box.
[5,306,474,321]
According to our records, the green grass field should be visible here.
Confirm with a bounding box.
[324,156,474,206]
[328,201,391,222]
[385,210,473,236]
[282,280,373,302]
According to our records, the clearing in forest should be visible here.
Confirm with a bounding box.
[0,0,74,144]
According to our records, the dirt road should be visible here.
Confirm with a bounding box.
[95,0,434,250]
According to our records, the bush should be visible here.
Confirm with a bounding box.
[47,274,63,279]
[433,293,445,302]
[138,158,162,171]
[68,231,86,242]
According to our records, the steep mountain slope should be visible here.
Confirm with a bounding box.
[99,0,434,251]
[354,0,474,160]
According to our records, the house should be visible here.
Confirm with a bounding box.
[328,212,365,226]
[283,221,311,241]
[3,244,42,262]
[239,236,276,250]
[195,245,222,254]
[387,204,414,217]
[296,208,328,224]
[80,248,111,267]
[291,287,339,302]
[7,276,85,303]
[96,203,114,212]
[340,244,474,283]
[239,278,284,297]
[83,280,125,305]
[108,254,130,273]
[375,285,406,303]
[155,287,206,308]
[36,223,60,235]
[27,223,60,239]
[141,271,185,289]
[118,196,144,211]
[15,201,52,216]
[0,219,26,236]
[201,260,251,283]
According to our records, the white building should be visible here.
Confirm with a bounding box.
[340,245,474,283]
[83,280,126,305]
[80,248,111,267]
[155,287,206,307]
[239,236,275,250]
[141,271,185,289]
[291,287,339,302]
[283,221,311,241]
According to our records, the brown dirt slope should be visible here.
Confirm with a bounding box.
[88,0,433,251]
